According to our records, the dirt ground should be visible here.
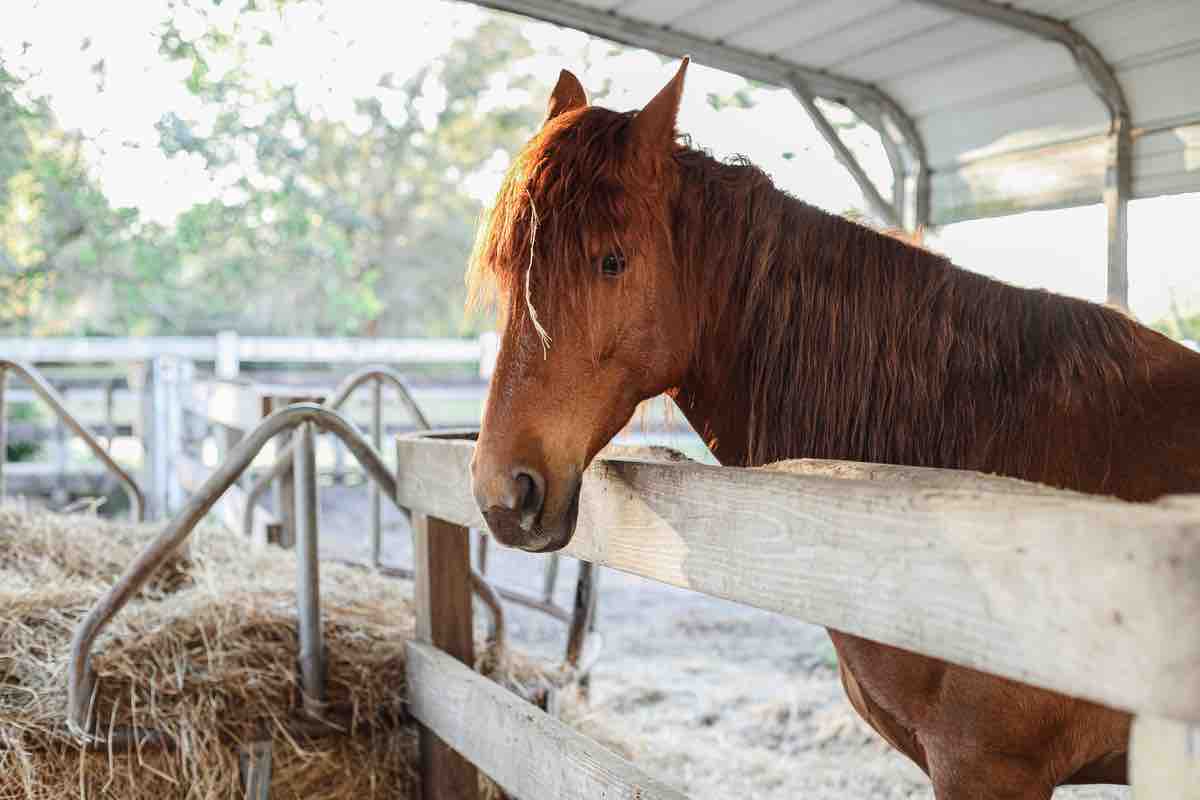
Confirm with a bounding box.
[318,489,1129,800]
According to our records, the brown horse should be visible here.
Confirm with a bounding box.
[468,60,1200,798]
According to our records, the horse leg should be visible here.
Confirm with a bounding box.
[927,750,1054,800]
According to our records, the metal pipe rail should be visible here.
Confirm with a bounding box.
[0,360,145,521]
[237,367,510,655]
[67,404,397,735]
[242,365,430,563]
[67,402,506,739]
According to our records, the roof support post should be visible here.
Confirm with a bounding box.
[791,86,900,229]
[910,0,1131,307]
[1105,115,1132,309]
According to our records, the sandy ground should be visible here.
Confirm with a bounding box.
[313,486,1128,800]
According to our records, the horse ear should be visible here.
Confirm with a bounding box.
[632,57,689,151]
[545,69,587,124]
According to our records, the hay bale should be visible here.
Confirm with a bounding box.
[0,503,604,799]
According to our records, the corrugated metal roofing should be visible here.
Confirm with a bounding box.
[476,0,1200,226]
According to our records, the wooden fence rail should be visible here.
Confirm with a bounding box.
[395,431,1200,799]
[0,334,492,372]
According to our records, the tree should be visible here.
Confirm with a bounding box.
[152,5,544,336]
[0,64,133,334]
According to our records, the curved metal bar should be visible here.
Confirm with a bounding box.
[909,0,1129,122]
[0,360,145,521]
[908,0,1129,289]
[790,87,899,229]
[66,403,392,736]
[243,366,430,538]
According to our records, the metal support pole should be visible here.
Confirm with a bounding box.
[104,379,117,450]
[542,553,560,604]
[910,0,1132,299]
[791,87,900,229]
[370,376,382,566]
[565,562,598,669]
[53,400,67,505]
[1106,116,1132,309]
[294,421,325,711]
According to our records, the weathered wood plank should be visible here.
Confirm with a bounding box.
[407,641,689,800]
[176,455,282,547]
[394,435,1200,722]
[412,514,479,800]
[1131,715,1200,799]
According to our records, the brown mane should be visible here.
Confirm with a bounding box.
[471,109,1152,489]
[670,147,1150,480]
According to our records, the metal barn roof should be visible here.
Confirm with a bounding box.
[476,0,1200,307]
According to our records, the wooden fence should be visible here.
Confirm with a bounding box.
[1,334,496,517]
[393,432,1200,799]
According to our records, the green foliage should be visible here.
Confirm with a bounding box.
[0,4,554,337]
[6,441,40,463]
[5,401,44,462]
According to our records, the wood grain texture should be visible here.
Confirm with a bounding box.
[395,435,1200,722]
[412,513,479,800]
[407,641,688,800]
[1131,715,1200,799]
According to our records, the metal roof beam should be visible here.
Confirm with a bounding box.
[791,87,900,229]
[910,0,1131,307]
[470,0,931,228]
[909,0,1129,123]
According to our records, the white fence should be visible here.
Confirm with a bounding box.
[0,332,498,377]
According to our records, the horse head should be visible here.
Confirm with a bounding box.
[468,60,694,551]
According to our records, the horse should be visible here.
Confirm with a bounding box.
[466,59,1200,799]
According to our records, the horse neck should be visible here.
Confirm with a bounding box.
[668,161,1145,473]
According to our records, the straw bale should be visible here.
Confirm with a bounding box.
[0,503,604,799]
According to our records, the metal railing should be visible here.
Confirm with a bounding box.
[238,368,591,670]
[242,365,429,564]
[66,403,503,739]
[0,360,145,521]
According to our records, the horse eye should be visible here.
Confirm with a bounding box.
[600,252,626,277]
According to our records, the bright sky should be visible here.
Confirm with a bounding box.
[3,0,1196,327]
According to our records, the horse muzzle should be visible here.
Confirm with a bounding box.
[473,463,581,553]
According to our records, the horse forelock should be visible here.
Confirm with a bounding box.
[467,106,670,341]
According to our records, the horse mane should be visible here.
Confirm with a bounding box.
[467,107,647,319]
[470,104,1152,485]
[670,148,1150,478]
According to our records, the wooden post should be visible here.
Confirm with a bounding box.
[412,512,480,800]
[1132,715,1200,799]
[216,330,240,379]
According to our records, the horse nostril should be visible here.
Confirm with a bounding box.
[513,469,545,518]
